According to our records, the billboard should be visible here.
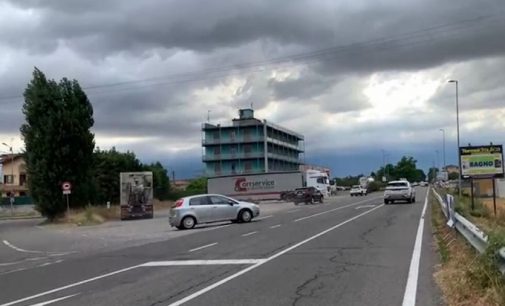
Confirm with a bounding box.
[460,145,504,178]
[119,172,154,219]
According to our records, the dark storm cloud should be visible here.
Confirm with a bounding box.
[2,0,505,176]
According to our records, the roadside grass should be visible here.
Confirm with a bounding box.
[0,209,41,219]
[436,187,505,238]
[432,193,505,305]
[41,199,174,226]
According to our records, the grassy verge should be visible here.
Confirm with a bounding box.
[44,199,174,226]
[432,192,505,305]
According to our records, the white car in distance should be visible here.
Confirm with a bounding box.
[384,181,416,204]
[350,185,367,196]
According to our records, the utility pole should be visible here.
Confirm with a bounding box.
[2,142,14,216]
[449,80,461,197]
[439,129,446,170]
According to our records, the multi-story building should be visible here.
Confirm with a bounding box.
[0,154,28,197]
[202,109,304,177]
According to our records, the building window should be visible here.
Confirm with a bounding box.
[4,175,14,184]
[20,174,27,186]
[231,163,236,174]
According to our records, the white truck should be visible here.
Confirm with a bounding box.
[207,170,330,202]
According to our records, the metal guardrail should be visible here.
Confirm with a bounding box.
[432,188,505,273]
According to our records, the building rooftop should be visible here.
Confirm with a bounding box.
[202,109,304,140]
[0,154,24,164]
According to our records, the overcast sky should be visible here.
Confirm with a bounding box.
[1,0,505,178]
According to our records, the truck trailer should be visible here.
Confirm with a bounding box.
[207,170,330,202]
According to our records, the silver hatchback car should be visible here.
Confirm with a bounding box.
[169,194,260,229]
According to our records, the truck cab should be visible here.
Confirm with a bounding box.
[304,170,330,198]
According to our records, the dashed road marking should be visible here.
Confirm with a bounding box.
[188,243,218,253]
[241,231,258,237]
[294,198,378,222]
[269,224,281,229]
[255,215,273,221]
[140,259,265,266]
[28,293,80,306]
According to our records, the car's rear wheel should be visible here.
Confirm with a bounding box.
[239,209,252,223]
[180,216,196,229]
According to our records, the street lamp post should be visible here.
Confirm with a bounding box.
[448,80,461,198]
[439,129,446,170]
[2,142,14,216]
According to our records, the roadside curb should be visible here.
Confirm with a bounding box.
[0,215,43,221]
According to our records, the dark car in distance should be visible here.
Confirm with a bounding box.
[293,187,324,205]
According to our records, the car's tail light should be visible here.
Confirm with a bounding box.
[174,199,184,208]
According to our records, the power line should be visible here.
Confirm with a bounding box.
[0,13,502,102]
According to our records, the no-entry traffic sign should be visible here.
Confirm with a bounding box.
[62,182,72,194]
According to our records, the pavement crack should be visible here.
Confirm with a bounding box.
[292,273,325,306]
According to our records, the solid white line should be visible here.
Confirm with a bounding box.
[2,240,44,254]
[188,243,218,253]
[269,224,281,229]
[0,265,142,306]
[241,231,258,237]
[255,215,273,221]
[140,259,265,267]
[402,187,430,306]
[168,204,384,306]
[28,293,80,306]
[294,197,378,222]
[201,224,231,231]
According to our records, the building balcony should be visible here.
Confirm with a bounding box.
[203,151,265,161]
[267,152,303,163]
[206,168,265,177]
[266,137,303,151]
[202,136,264,145]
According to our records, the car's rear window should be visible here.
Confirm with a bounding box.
[352,185,360,188]
[189,196,207,205]
[387,182,408,187]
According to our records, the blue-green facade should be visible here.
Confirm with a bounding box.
[202,110,304,177]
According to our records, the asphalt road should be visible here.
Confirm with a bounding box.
[0,188,443,306]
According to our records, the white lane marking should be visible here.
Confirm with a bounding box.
[255,215,273,221]
[188,243,218,253]
[287,209,300,213]
[168,204,384,306]
[28,293,80,306]
[140,259,266,267]
[402,187,430,306]
[294,197,378,222]
[200,224,231,231]
[0,260,27,267]
[2,240,44,254]
[355,205,376,209]
[269,224,281,229]
[241,231,258,237]
[2,240,75,256]
[0,267,28,276]
[0,265,142,306]
[37,262,52,268]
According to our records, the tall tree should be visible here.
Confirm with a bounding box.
[21,68,95,219]
[144,162,170,200]
[92,147,143,204]
[394,156,418,182]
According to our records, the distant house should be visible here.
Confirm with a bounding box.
[444,164,459,174]
[171,180,191,191]
[0,154,28,197]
